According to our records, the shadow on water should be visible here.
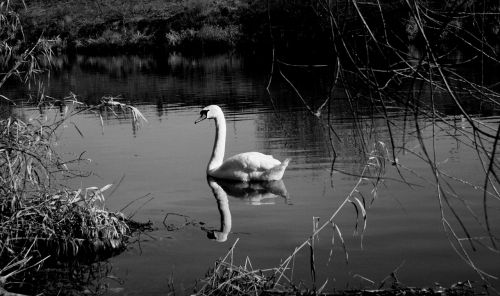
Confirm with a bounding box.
[7,261,121,296]
[3,53,266,108]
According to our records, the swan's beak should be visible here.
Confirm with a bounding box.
[195,113,207,124]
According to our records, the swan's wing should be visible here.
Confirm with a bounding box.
[221,152,281,172]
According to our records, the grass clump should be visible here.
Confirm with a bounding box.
[0,96,148,294]
[166,24,240,52]
[0,110,129,254]
[75,28,155,53]
[196,241,482,296]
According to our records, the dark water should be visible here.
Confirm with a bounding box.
[4,53,500,294]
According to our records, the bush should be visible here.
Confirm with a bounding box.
[165,24,240,52]
[0,107,131,261]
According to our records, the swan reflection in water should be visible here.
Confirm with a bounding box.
[205,176,290,242]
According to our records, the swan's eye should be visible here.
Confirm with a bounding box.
[200,110,208,116]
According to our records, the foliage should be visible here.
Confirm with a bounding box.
[17,0,246,54]
[11,0,331,55]
[75,28,155,53]
[0,113,129,255]
[0,0,61,88]
[166,24,240,52]
[0,95,150,294]
[8,0,500,55]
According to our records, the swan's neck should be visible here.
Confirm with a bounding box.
[208,113,226,172]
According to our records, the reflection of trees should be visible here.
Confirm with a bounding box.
[256,91,419,175]
[3,53,268,110]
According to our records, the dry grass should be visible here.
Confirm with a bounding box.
[0,96,149,294]
[196,239,281,296]
[196,240,482,296]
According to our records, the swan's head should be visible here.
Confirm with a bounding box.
[207,230,228,242]
[195,105,223,124]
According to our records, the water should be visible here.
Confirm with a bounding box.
[3,53,500,294]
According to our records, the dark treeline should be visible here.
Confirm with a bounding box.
[0,0,498,63]
[7,1,498,58]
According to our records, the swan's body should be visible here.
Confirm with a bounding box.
[196,105,290,182]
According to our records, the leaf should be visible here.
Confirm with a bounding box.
[327,221,336,264]
[334,223,348,264]
[354,197,367,232]
[71,122,84,138]
[100,184,113,192]
[349,200,359,234]
[309,237,316,285]
[317,278,329,294]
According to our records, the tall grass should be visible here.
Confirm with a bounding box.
[0,0,61,89]
[165,24,240,52]
[197,241,480,295]
[0,96,149,294]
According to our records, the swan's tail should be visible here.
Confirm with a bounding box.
[264,158,291,181]
[281,158,291,168]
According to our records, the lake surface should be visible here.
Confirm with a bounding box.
[3,53,500,294]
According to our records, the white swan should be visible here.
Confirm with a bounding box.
[195,105,290,181]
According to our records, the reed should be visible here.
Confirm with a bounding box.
[196,239,282,296]
[0,95,150,294]
[165,24,240,53]
[197,241,482,295]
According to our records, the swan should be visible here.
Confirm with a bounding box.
[195,105,290,181]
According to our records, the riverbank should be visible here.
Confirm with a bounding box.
[16,0,500,61]
[19,0,259,54]
[18,0,335,57]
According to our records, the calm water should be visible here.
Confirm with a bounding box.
[4,53,500,294]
